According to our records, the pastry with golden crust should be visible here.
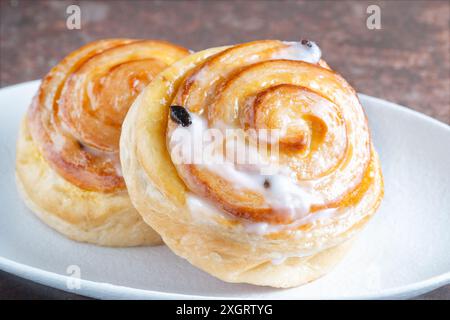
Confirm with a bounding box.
[16,39,190,246]
[121,40,384,287]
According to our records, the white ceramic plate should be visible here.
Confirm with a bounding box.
[0,81,449,299]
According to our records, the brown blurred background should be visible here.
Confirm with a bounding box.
[0,0,449,299]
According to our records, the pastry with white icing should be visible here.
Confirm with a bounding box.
[120,40,384,286]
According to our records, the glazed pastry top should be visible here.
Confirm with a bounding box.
[165,40,379,228]
[28,39,190,192]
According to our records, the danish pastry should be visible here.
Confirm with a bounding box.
[121,40,384,286]
[16,39,190,246]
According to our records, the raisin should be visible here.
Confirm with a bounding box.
[170,105,192,127]
[301,39,313,48]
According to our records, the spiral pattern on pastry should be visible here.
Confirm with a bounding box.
[167,40,375,225]
[121,40,384,286]
[16,39,189,246]
[28,39,190,192]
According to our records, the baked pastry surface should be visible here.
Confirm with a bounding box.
[121,40,384,286]
[16,39,189,246]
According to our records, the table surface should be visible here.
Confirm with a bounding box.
[0,0,448,300]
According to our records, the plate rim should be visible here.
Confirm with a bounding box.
[1,80,449,299]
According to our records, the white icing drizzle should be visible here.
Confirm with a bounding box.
[187,193,337,235]
[170,113,326,222]
[169,40,337,235]
[273,41,322,64]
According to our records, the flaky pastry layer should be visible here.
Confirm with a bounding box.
[16,118,161,247]
[120,45,384,287]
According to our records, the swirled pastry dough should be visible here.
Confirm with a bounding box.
[121,40,383,286]
[16,39,190,246]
